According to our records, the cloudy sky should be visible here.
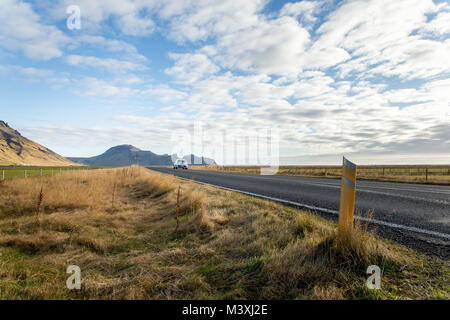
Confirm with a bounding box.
[0,0,449,164]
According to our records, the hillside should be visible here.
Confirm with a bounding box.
[68,145,172,166]
[68,145,216,166]
[0,121,76,166]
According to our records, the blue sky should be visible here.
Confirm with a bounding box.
[0,0,449,164]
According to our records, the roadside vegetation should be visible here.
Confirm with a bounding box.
[0,166,448,299]
[0,166,103,180]
[191,165,450,185]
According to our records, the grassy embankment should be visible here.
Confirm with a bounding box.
[0,166,103,180]
[0,166,448,299]
[191,165,450,185]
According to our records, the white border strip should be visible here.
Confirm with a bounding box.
[175,176,450,240]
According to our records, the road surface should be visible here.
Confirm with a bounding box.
[148,167,450,259]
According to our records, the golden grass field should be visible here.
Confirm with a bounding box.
[191,165,450,184]
[0,167,448,299]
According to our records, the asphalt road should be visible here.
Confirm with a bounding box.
[148,167,450,259]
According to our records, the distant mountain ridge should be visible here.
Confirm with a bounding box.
[0,120,76,166]
[68,145,216,166]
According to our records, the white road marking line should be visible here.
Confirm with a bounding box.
[250,175,450,196]
[343,183,450,195]
[173,175,450,241]
[285,181,450,205]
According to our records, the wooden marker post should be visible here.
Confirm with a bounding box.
[338,157,357,237]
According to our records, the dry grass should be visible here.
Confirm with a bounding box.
[191,165,450,185]
[0,166,448,299]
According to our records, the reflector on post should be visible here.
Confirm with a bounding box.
[338,156,357,236]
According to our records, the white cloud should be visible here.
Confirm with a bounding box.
[316,0,447,79]
[142,85,188,103]
[303,46,350,69]
[421,10,450,36]
[279,0,320,24]
[4,0,450,163]
[117,12,155,36]
[316,0,436,49]
[215,16,310,76]
[69,77,187,100]
[165,52,219,83]
[183,73,270,110]
[367,39,450,79]
[20,124,177,157]
[74,77,139,97]
[77,35,147,62]
[0,64,72,87]
[0,0,69,60]
[66,55,148,73]
[10,65,54,78]
[158,0,266,42]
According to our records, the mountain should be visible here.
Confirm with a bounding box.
[68,145,172,166]
[0,121,76,166]
[68,145,215,166]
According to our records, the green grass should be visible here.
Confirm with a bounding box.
[0,166,106,180]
